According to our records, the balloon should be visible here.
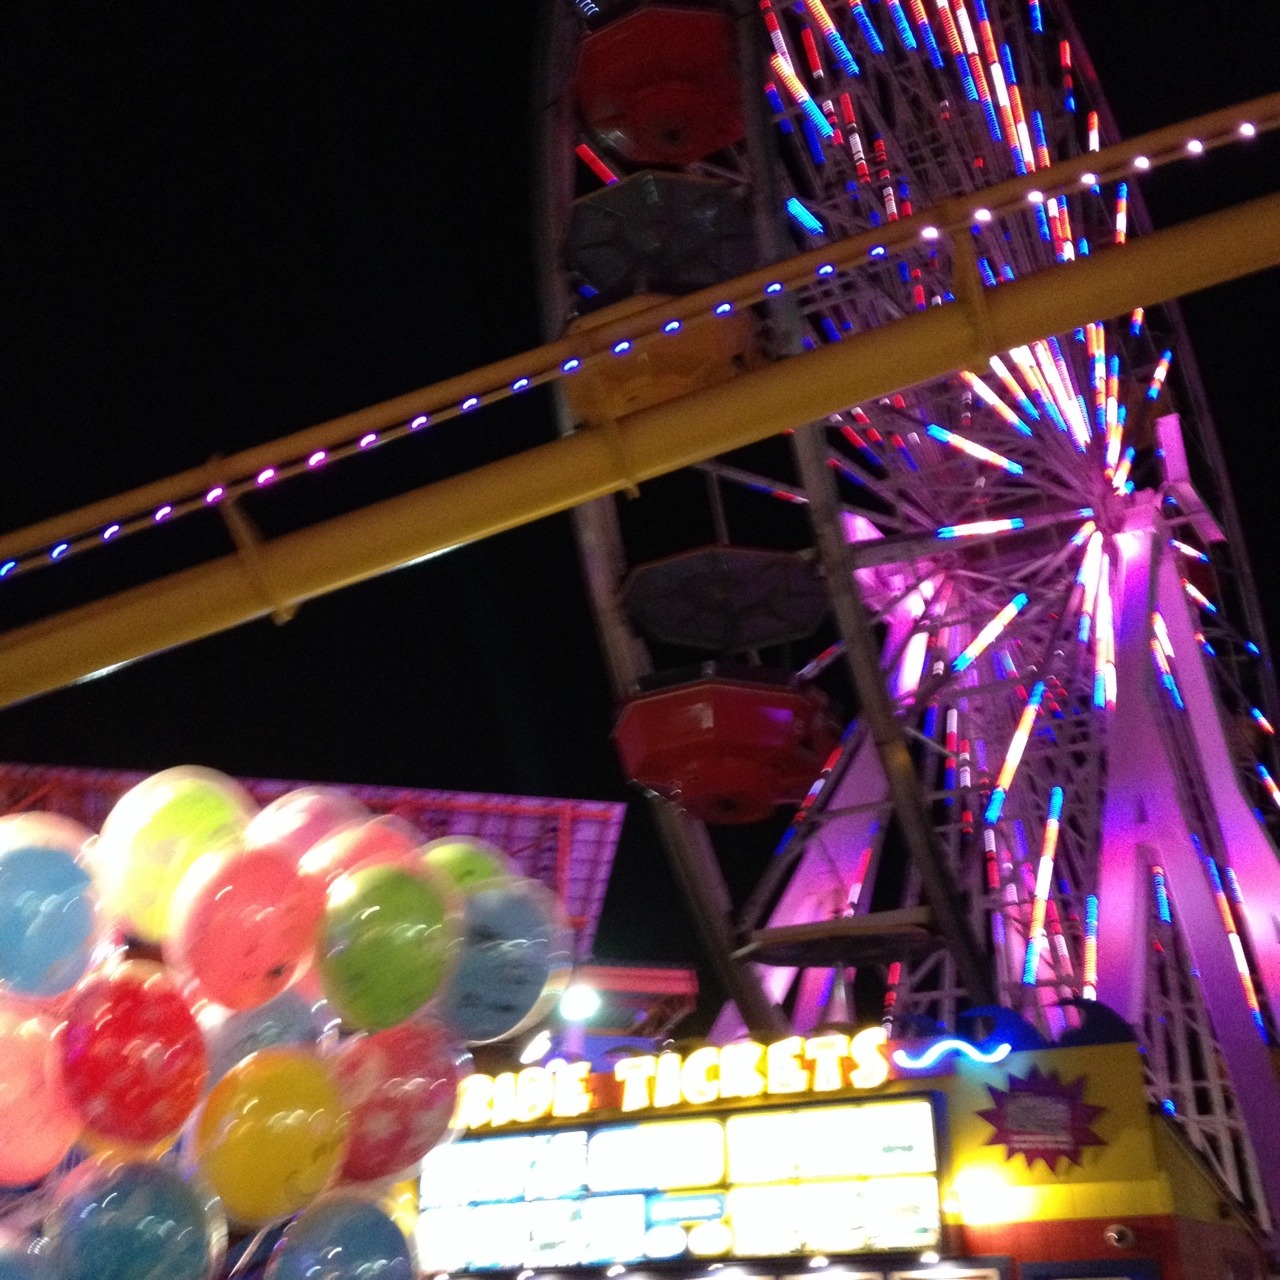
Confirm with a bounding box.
[0,1248,52,1280]
[0,814,101,1000]
[421,836,514,896]
[244,788,368,865]
[379,1178,420,1243]
[332,1019,463,1182]
[202,988,337,1088]
[59,961,206,1144]
[95,767,256,942]
[266,1194,413,1280]
[193,1048,348,1226]
[318,864,459,1030]
[46,1160,226,1280]
[167,846,323,1010]
[440,879,572,1044]
[299,817,422,885]
[0,1010,80,1187]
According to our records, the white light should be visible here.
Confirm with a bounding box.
[559,983,602,1022]
[520,1029,553,1064]
[1239,122,1256,138]
[809,1257,830,1269]
[607,1267,626,1276]
[518,1271,534,1279]
[1186,138,1204,154]
[921,225,940,240]
[1080,172,1097,185]
[1026,190,1044,204]
[1133,154,1151,170]
[973,208,992,223]
[920,1252,941,1266]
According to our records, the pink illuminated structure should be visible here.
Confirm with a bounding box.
[538,0,1280,1231]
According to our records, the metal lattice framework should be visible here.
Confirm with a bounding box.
[536,0,1280,1228]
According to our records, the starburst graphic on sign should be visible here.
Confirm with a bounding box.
[978,1067,1105,1171]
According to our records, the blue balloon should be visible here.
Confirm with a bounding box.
[0,845,97,998]
[440,881,570,1044]
[47,1162,224,1280]
[204,988,335,1088]
[0,1247,51,1280]
[267,1196,413,1280]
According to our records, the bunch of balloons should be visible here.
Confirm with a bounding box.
[0,767,573,1279]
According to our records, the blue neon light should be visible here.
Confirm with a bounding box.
[892,1038,1013,1071]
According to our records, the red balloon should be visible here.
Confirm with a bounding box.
[298,817,421,885]
[167,846,324,1011]
[59,961,207,1144]
[332,1019,462,1183]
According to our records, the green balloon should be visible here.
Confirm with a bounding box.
[422,838,512,896]
[320,864,456,1030]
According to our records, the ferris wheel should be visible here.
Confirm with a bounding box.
[535,0,1280,1225]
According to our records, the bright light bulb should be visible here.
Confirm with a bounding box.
[1186,138,1204,154]
[1239,122,1256,138]
[920,1252,941,1266]
[921,225,939,240]
[973,208,992,223]
[559,984,601,1022]
[1133,154,1151,170]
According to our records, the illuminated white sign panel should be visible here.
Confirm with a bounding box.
[419,1097,939,1271]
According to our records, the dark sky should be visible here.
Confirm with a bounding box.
[2,4,1278,985]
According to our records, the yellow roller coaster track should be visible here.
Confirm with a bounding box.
[0,92,1277,709]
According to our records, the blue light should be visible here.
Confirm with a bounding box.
[850,5,885,52]
[1247,641,1261,656]
[663,319,681,333]
[985,788,1007,824]
[892,1038,1013,1071]
[612,340,632,355]
[511,378,530,392]
[50,543,69,560]
[461,396,480,411]
[765,282,784,295]
[714,302,733,316]
[1161,1098,1176,1115]
[800,116,827,166]
[0,561,15,578]
[786,197,826,237]
[562,358,581,373]
[816,262,835,276]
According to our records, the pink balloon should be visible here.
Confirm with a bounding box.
[298,817,422,885]
[332,1019,462,1183]
[168,847,325,1011]
[244,788,369,865]
[0,1009,81,1186]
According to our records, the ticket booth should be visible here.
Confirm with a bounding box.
[418,1032,1265,1280]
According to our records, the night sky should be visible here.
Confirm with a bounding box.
[2,5,1278,997]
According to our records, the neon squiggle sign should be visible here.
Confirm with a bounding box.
[891,1038,1013,1071]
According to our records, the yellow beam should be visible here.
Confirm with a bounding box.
[1,91,1275,566]
[1,190,1278,707]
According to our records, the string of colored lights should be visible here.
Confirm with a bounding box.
[925,423,1024,473]
[1021,785,1064,983]
[0,79,1273,630]
[953,592,1029,672]
[984,681,1046,823]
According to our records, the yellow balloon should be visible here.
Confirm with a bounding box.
[193,1048,348,1226]
[380,1178,420,1241]
[95,766,255,942]
[79,1127,176,1164]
